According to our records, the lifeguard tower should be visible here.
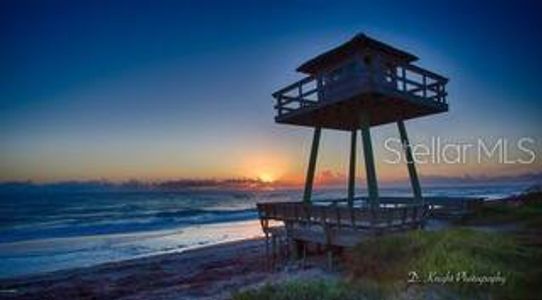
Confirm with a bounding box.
[257,34,467,267]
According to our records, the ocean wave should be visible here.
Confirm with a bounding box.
[0,185,528,244]
[0,208,258,244]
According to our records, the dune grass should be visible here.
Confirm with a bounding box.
[459,190,542,226]
[232,280,386,300]
[349,228,523,280]
[348,228,541,298]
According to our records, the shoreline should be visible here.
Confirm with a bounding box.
[0,219,264,280]
[0,237,332,300]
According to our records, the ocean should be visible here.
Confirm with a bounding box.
[0,184,530,279]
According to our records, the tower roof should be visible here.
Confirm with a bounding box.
[296,33,418,74]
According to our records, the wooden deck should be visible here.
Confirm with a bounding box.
[258,201,428,247]
[256,197,482,264]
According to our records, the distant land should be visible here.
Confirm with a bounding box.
[1,171,541,193]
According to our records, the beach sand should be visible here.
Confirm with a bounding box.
[0,237,334,300]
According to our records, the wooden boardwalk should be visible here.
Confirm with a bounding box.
[258,201,428,245]
[256,197,482,267]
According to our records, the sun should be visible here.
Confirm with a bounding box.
[258,173,275,183]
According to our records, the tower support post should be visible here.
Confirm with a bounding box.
[359,113,379,207]
[397,120,422,202]
[303,127,321,203]
[347,130,357,207]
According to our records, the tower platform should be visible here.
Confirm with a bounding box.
[273,62,448,130]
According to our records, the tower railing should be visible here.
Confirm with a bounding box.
[390,63,449,103]
[273,63,448,118]
[273,76,320,117]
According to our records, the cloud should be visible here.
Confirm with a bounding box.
[315,169,346,186]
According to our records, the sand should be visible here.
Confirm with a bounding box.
[0,238,334,300]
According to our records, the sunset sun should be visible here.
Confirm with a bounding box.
[258,173,275,183]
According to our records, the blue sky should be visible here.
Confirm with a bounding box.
[1,0,541,182]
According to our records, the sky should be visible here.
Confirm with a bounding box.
[1,0,542,184]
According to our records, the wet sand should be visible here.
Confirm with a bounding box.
[0,237,333,300]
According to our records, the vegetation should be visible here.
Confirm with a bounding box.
[233,189,542,300]
[458,189,542,227]
[348,228,540,299]
[232,280,385,300]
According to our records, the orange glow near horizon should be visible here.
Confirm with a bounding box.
[1,138,540,184]
[234,149,293,183]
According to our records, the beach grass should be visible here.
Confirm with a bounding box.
[458,190,542,227]
[348,228,540,299]
[232,279,388,300]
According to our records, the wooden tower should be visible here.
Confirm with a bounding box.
[273,34,448,206]
[256,39,481,266]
